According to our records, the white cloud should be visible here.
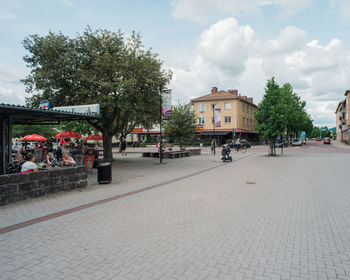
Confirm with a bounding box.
[329,0,350,25]
[0,64,28,105]
[0,0,21,21]
[168,17,350,126]
[171,0,313,22]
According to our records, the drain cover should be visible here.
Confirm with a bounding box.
[246,181,256,184]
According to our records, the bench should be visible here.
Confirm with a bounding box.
[142,151,190,158]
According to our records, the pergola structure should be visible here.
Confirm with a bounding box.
[0,103,100,174]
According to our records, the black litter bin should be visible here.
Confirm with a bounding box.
[97,162,112,184]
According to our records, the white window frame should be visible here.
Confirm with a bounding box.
[225,116,231,123]
[198,102,206,112]
[198,116,205,125]
[224,102,231,110]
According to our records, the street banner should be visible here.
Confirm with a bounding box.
[83,155,95,172]
[162,89,172,120]
[214,108,221,127]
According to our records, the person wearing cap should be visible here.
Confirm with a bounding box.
[43,152,58,167]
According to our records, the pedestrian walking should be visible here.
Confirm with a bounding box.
[120,137,127,156]
[211,139,216,154]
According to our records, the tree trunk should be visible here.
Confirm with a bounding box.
[268,139,275,156]
[102,128,113,162]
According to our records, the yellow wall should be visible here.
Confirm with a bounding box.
[193,99,257,131]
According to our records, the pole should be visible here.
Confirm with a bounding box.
[159,89,163,164]
[212,105,216,155]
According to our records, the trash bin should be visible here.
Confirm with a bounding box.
[97,162,112,184]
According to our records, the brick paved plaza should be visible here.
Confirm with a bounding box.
[1,142,350,280]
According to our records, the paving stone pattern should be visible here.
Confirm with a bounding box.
[1,147,350,279]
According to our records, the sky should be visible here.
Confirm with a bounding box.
[1,0,350,127]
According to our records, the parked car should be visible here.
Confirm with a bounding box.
[315,137,322,141]
[275,140,288,148]
[323,137,331,144]
[292,139,303,146]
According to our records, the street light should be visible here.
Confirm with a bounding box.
[212,104,216,155]
[159,89,163,164]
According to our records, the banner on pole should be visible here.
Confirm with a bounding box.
[162,89,172,120]
[214,108,221,127]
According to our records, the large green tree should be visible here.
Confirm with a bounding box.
[12,125,57,139]
[22,28,171,160]
[164,104,197,144]
[255,78,288,155]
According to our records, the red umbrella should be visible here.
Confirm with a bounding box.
[85,134,103,141]
[22,134,47,141]
[55,131,82,139]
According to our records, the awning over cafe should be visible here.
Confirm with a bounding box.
[0,103,100,175]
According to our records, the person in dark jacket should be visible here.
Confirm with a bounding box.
[7,154,24,174]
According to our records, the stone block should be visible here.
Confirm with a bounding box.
[48,169,62,177]
[64,182,77,190]
[79,173,88,180]
[47,185,63,194]
[0,175,9,185]
[38,179,50,189]
[76,166,87,174]
[68,175,79,182]
[78,180,88,188]
[9,173,28,184]
[28,171,47,181]
[31,188,47,197]
[61,168,76,176]
[0,184,18,194]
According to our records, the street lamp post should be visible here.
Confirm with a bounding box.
[159,89,163,164]
[212,104,216,155]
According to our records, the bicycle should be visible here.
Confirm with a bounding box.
[235,144,247,153]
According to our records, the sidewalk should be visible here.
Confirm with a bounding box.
[0,149,252,229]
[331,140,350,149]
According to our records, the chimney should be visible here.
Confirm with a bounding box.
[228,90,238,96]
[247,97,253,103]
[211,87,218,93]
[242,96,247,100]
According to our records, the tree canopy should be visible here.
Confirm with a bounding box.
[164,104,197,143]
[255,77,313,155]
[22,27,172,160]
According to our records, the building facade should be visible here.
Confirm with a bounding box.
[191,87,258,144]
[335,90,350,143]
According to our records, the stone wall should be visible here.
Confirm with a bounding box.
[0,166,88,205]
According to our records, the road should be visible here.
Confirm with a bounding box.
[1,141,350,279]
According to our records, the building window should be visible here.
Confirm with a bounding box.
[198,102,206,112]
[198,116,205,125]
[224,102,231,110]
[211,104,218,110]
[242,104,244,112]
[225,116,231,123]
[242,118,245,126]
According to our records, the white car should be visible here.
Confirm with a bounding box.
[292,139,303,146]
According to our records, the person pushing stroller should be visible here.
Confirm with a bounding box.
[221,144,232,162]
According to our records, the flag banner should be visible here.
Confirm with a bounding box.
[215,108,221,127]
[162,89,172,120]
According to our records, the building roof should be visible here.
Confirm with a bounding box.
[191,88,257,107]
[0,103,100,124]
[335,100,346,113]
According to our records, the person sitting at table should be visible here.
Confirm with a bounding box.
[7,154,24,174]
[62,151,76,166]
[43,152,58,167]
[21,153,39,173]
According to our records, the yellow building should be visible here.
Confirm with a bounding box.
[191,87,258,144]
[335,90,350,143]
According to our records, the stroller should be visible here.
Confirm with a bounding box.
[221,145,232,162]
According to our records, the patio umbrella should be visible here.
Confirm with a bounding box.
[85,134,103,141]
[55,131,82,139]
[21,134,47,141]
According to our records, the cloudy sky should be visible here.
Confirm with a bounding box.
[1,0,350,127]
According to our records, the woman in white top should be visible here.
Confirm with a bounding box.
[62,151,76,166]
[21,153,39,172]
